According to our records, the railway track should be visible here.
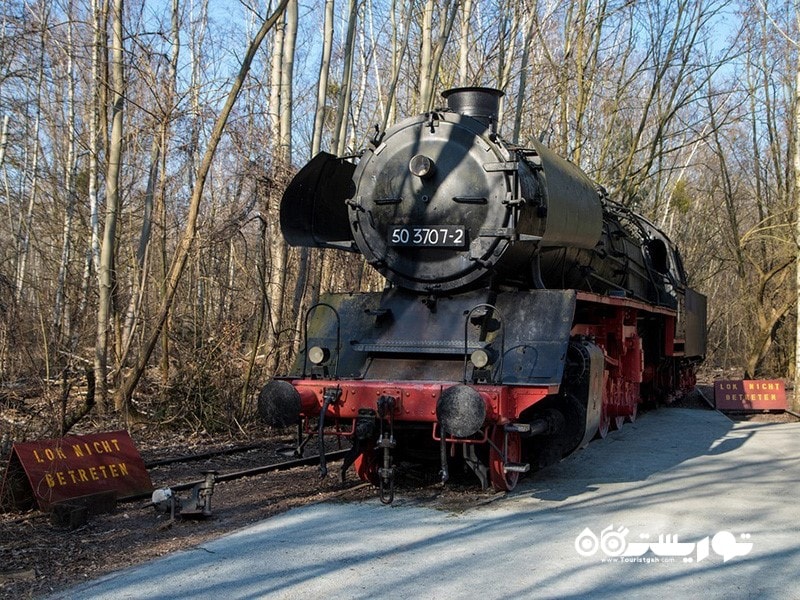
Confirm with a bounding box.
[121,447,353,503]
[117,443,356,503]
[142,442,268,468]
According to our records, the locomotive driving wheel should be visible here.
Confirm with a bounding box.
[488,426,522,492]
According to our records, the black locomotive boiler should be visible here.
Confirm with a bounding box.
[259,87,707,502]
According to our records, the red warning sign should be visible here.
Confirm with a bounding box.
[1,430,152,511]
[713,380,787,411]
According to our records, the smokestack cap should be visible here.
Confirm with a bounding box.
[442,87,504,131]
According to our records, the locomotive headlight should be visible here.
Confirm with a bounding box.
[470,349,492,369]
[308,346,330,365]
[409,154,435,179]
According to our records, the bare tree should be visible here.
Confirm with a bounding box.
[794,5,800,410]
[513,7,535,142]
[53,0,79,347]
[76,0,106,335]
[418,0,459,112]
[458,0,474,86]
[119,0,181,372]
[14,4,49,306]
[331,0,359,155]
[379,0,412,131]
[96,0,125,410]
[114,0,290,411]
[311,0,335,157]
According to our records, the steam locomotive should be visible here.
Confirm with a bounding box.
[258,87,706,502]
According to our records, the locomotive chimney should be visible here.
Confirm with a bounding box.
[442,87,503,132]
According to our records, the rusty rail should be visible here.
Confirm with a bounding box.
[120,449,351,503]
[144,443,266,469]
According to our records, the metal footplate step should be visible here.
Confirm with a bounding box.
[505,422,531,433]
[503,422,532,473]
[504,462,530,474]
[505,420,549,437]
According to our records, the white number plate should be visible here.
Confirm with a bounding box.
[388,225,466,248]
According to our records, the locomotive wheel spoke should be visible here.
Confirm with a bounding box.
[489,426,521,492]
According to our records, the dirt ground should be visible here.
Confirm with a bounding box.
[0,421,502,600]
[0,426,368,599]
[0,383,796,600]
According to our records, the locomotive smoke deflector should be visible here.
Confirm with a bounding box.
[279,152,356,250]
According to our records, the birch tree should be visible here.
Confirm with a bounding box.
[76,0,106,335]
[458,0,474,86]
[331,0,359,155]
[311,0,335,157]
[96,0,125,410]
[53,0,78,347]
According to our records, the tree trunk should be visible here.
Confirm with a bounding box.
[419,0,458,113]
[119,130,159,368]
[268,0,285,143]
[15,8,47,305]
[418,0,433,112]
[458,0,473,86]
[97,0,124,412]
[77,0,105,338]
[331,0,358,155]
[242,217,269,415]
[311,0,334,157]
[264,0,297,374]
[794,11,800,411]
[513,11,535,143]
[382,0,411,131]
[120,0,179,369]
[0,115,8,170]
[279,0,296,162]
[187,0,208,191]
[54,0,78,349]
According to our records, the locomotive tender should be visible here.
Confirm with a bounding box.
[259,87,707,502]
